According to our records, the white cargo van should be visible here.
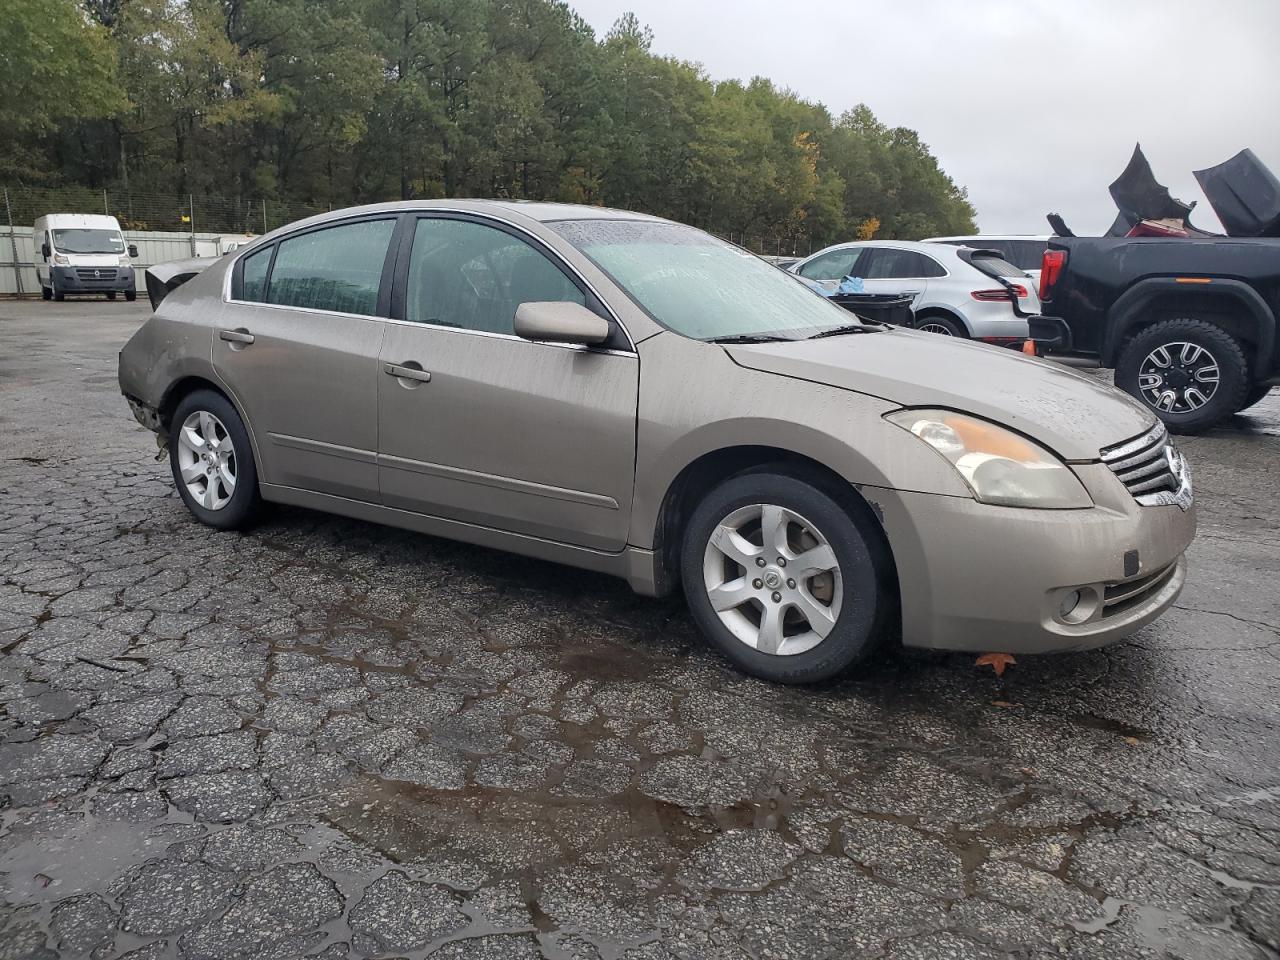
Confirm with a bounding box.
[34,213,139,301]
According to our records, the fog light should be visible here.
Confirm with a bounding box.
[1059,590,1082,619]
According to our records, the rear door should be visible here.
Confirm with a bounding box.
[856,247,945,307]
[376,214,638,552]
[212,215,399,502]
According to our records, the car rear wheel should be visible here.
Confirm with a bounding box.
[917,316,966,337]
[681,469,888,684]
[169,389,262,530]
[1115,318,1249,434]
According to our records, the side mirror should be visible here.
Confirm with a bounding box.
[514,301,610,346]
[128,244,139,259]
[41,243,50,260]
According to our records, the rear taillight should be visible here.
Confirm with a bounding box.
[971,285,1026,302]
[1039,249,1066,300]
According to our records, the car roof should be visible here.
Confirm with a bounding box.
[39,214,123,229]
[804,239,963,257]
[923,234,1050,242]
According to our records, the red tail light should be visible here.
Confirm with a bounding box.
[1039,249,1066,300]
[971,285,1027,302]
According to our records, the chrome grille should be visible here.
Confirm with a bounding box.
[1100,424,1184,506]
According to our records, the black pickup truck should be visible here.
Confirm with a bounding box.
[1032,147,1280,433]
[1034,237,1279,432]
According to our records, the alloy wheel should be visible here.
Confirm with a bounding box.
[918,322,954,336]
[701,503,843,656]
[1138,341,1220,413]
[176,410,237,510]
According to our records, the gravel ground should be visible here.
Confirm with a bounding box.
[1,299,1278,960]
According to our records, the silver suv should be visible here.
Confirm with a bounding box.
[119,201,1195,683]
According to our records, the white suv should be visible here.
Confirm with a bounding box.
[787,240,1038,344]
[924,234,1049,282]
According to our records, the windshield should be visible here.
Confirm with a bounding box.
[549,219,866,340]
[52,228,125,255]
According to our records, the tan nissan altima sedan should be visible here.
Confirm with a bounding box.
[118,201,1196,683]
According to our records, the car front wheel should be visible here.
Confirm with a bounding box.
[681,468,888,684]
[169,389,262,530]
[1115,318,1249,434]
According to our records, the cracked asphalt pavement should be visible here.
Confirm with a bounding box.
[1,299,1278,959]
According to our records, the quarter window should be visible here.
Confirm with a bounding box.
[405,218,583,334]
[265,219,395,316]
[797,247,862,281]
[239,247,271,302]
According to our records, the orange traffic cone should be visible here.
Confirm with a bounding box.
[1022,339,1037,357]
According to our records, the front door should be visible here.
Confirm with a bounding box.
[377,215,638,552]
[212,216,398,502]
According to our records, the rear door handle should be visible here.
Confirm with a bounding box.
[383,362,431,383]
[218,329,255,345]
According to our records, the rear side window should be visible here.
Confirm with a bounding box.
[1007,239,1048,270]
[239,247,271,302]
[266,219,395,316]
[862,249,946,279]
[798,247,863,281]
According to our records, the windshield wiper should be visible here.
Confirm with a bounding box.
[706,334,796,344]
[806,323,884,340]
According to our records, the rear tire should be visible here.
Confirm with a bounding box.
[680,467,890,684]
[1115,318,1249,434]
[169,389,262,531]
[916,316,966,337]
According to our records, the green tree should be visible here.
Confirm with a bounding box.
[0,0,124,180]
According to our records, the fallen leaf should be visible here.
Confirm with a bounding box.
[1122,736,1142,746]
[992,700,1018,708]
[1019,767,1036,776]
[975,652,1016,677]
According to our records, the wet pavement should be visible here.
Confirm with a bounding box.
[0,298,1277,960]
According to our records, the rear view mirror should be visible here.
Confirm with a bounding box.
[41,243,50,260]
[128,244,139,259]
[514,301,610,346]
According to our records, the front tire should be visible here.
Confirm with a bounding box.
[41,284,51,301]
[107,291,117,300]
[52,277,64,302]
[1115,318,1250,434]
[125,289,137,302]
[169,389,262,530]
[680,468,889,684]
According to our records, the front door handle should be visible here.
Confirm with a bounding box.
[383,362,432,383]
[218,328,255,345]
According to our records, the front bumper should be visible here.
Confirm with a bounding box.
[868,462,1196,654]
[51,265,135,293]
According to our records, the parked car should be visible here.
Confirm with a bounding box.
[34,213,138,302]
[119,201,1194,683]
[924,235,1049,281]
[788,240,1038,345]
[1033,236,1279,432]
[762,255,801,270]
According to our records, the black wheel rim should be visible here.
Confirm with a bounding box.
[1138,341,1220,413]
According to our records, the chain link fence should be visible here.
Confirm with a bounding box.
[721,233,815,259]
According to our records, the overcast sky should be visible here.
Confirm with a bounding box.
[570,0,1280,235]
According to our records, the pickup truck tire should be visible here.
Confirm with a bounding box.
[1239,384,1273,413]
[1115,318,1250,434]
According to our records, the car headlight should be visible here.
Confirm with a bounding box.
[52,253,69,265]
[885,409,1092,508]
[118,255,131,266]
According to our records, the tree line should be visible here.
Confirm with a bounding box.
[2,0,978,244]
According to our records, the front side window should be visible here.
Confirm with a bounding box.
[797,247,862,281]
[240,247,271,302]
[52,229,124,255]
[551,219,865,341]
[405,218,584,333]
[266,218,395,316]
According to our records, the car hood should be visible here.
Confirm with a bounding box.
[725,329,1155,461]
